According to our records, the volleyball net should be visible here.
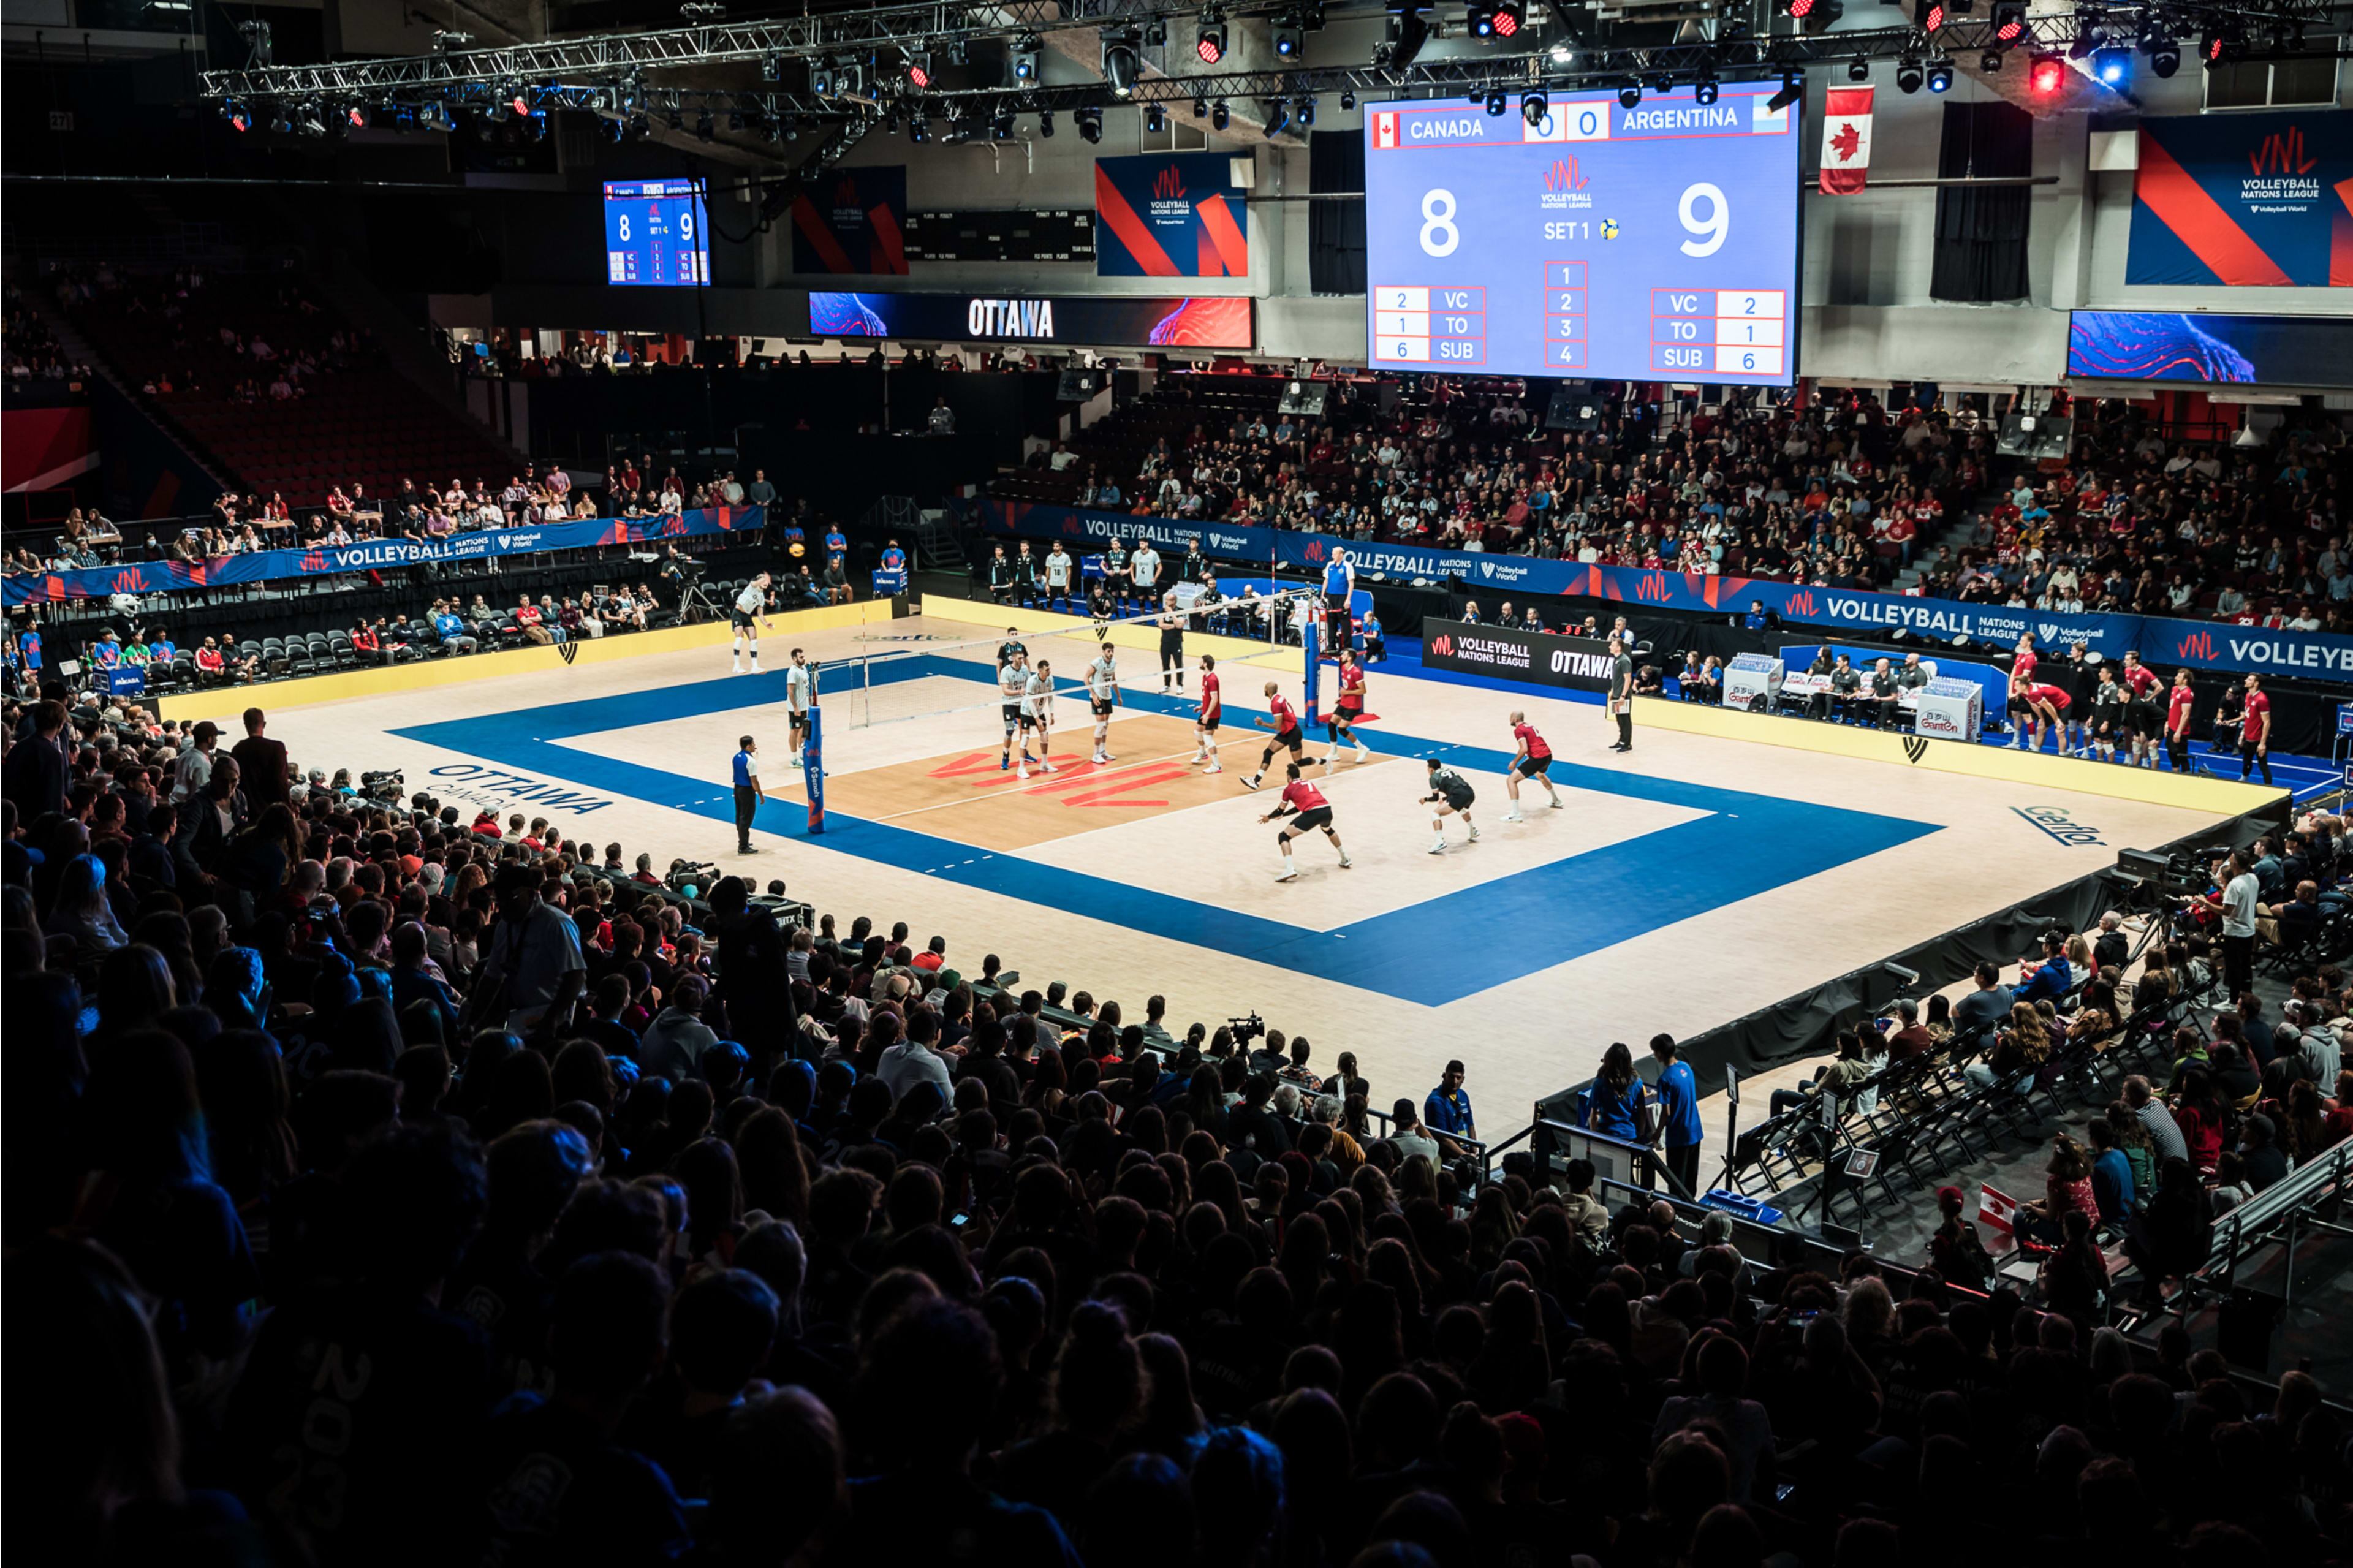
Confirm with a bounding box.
[817,586,1328,732]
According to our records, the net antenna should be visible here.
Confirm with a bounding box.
[835,586,1323,731]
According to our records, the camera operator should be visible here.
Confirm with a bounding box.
[706,874,798,1077]
[2186,847,2260,999]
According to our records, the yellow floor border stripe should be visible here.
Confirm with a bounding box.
[154,600,897,720]
[1635,695,2291,816]
[917,593,1303,668]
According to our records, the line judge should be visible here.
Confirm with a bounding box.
[732,733,763,855]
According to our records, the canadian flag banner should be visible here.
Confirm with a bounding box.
[1977,1181,2019,1235]
[1819,85,1874,195]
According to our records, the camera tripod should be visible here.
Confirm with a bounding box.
[677,577,722,624]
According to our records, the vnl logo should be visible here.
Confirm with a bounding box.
[1153,164,1186,200]
[1540,156,1593,211]
[1428,634,1454,657]
[2250,126,2318,177]
[2176,630,2215,662]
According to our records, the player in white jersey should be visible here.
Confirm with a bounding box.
[731,571,772,673]
[1019,659,1058,780]
[1084,646,1121,765]
[997,651,1030,773]
[784,648,813,754]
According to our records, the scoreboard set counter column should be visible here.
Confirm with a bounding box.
[1371,285,1486,365]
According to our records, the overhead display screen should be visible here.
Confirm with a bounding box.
[603,179,710,286]
[1362,87,1801,385]
[809,292,1252,349]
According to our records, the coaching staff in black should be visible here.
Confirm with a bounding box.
[1608,635,1635,752]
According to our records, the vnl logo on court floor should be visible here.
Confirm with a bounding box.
[2012,805,2103,847]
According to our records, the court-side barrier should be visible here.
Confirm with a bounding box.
[1632,693,2290,816]
[154,599,894,719]
[971,499,2353,686]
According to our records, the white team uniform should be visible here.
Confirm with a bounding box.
[1023,670,1055,728]
[785,662,811,715]
[999,661,1028,735]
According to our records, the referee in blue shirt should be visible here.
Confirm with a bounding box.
[732,735,762,855]
[1425,1059,1476,1159]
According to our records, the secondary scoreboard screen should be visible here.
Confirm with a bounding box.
[1362,87,1801,385]
[602,180,711,286]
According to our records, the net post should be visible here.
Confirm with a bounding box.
[803,662,826,834]
[1303,605,1322,729]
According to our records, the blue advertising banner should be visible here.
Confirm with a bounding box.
[2127,111,2353,289]
[2067,310,2353,388]
[975,499,2353,685]
[1094,152,1251,279]
[792,166,909,276]
[3,506,764,607]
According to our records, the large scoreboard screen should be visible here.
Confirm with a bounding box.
[603,179,711,286]
[1362,86,1801,385]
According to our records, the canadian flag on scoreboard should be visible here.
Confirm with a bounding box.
[1374,112,1400,150]
[1818,85,1874,195]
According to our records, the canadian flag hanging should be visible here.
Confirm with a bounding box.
[1818,85,1874,195]
[1977,1181,2019,1236]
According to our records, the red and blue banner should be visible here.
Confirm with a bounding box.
[2127,110,2353,288]
[2067,309,2353,386]
[2,505,762,607]
[1094,152,1251,278]
[972,499,2353,686]
[792,166,909,276]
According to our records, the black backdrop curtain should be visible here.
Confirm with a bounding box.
[1931,100,2033,302]
[1308,131,1367,296]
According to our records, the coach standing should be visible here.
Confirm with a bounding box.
[732,734,763,855]
[1608,635,1636,752]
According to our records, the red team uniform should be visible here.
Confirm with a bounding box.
[1338,665,1366,715]
[1512,722,1553,775]
[1279,778,1332,824]
[1269,693,1302,743]
[1199,670,1222,730]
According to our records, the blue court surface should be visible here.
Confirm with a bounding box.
[398,655,1940,1007]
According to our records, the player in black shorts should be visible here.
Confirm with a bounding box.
[1422,756,1479,855]
[1156,596,1186,692]
[1241,683,1308,792]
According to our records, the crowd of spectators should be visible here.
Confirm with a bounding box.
[2,280,92,387]
[1026,374,2352,633]
[15,668,2353,1566]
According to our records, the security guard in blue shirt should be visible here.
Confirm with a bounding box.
[732,735,762,855]
[1650,1033,1706,1195]
[1424,1059,1476,1159]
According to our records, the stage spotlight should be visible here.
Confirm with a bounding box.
[1194,95,1208,118]
[1296,96,1316,126]
[1915,0,1944,31]
[1767,68,1804,112]
[1010,35,1041,83]
[1340,89,1355,109]
[226,101,251,132]
[909,113,928,143]
[2202,27,2239,67]
[1264,97,1292,137]
[1197,10,1227,62]
[1379,4,1428,68]
[2028,50,2066,91]
[1989,1,2025,42]
[903,48,931,88]
[1521,89,1547,126]
[2090,44,2129,85]
[346,104,369,127]
[2146,34,2179,77]
[1212,99,1230,130]
[1464,0,1493,37]
[1980,47,2004,71]
[1491,0,1521,36]
[1145,102,1167,132]
[1617,80,1641,109]
[1485,89,1506,116]
[1847,56,1870,81]
[1694,75,1720,105]
[991,110,1014,140]
[1144,18,1167,45]
[1104,29,1142,96]
[1038,108,1055,136]
[695,108,715,140]
[1271,12,1303,55]
[1075,105,1105,142]
[1896,55,1925,91]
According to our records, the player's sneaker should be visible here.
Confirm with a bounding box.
[1428,838,1447,855]
[1240,774,1261,791]
[1355,743,1371,762]
[1202,762,1222,775]
[1017,767,1029,781]
[1502,811,1525,823]
[999,757,1010,771]
[1040,761,1057,774]
[1275,866,1299,882]
[1468,826,1480,841]
[1338,855,1352,869]
[1548,795,1564,809]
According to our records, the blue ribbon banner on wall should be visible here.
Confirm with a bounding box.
[4,506,765,607]
[976,499,2353,684]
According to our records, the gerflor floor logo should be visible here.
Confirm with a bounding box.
[1901,735,1928,763]
[558,640,580,665]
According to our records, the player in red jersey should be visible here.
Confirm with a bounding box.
[1241,682,1308,792]
[2239,673,2273,786]
[2164,668,2197,774]
[1259,762,1351,881]
[2007,636,2040,748]
[1322,649,1372,772]
[1193,654,1224,775]
[1502,710,1563,822]
[2021,681,2071,754]
[2119,651,2162,769]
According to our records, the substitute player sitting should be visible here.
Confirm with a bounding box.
[1502,711,1564,822]
[1021,658,1059,780]
[731,571,772,673]
[1324,650,1373,773]
[1194,654,1224,775]
[1260,763,1352,882]
[998,650,1030,773]
[1085,644,1121,765]
[1240,683,1308,792]
[1423,757,1479,854]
